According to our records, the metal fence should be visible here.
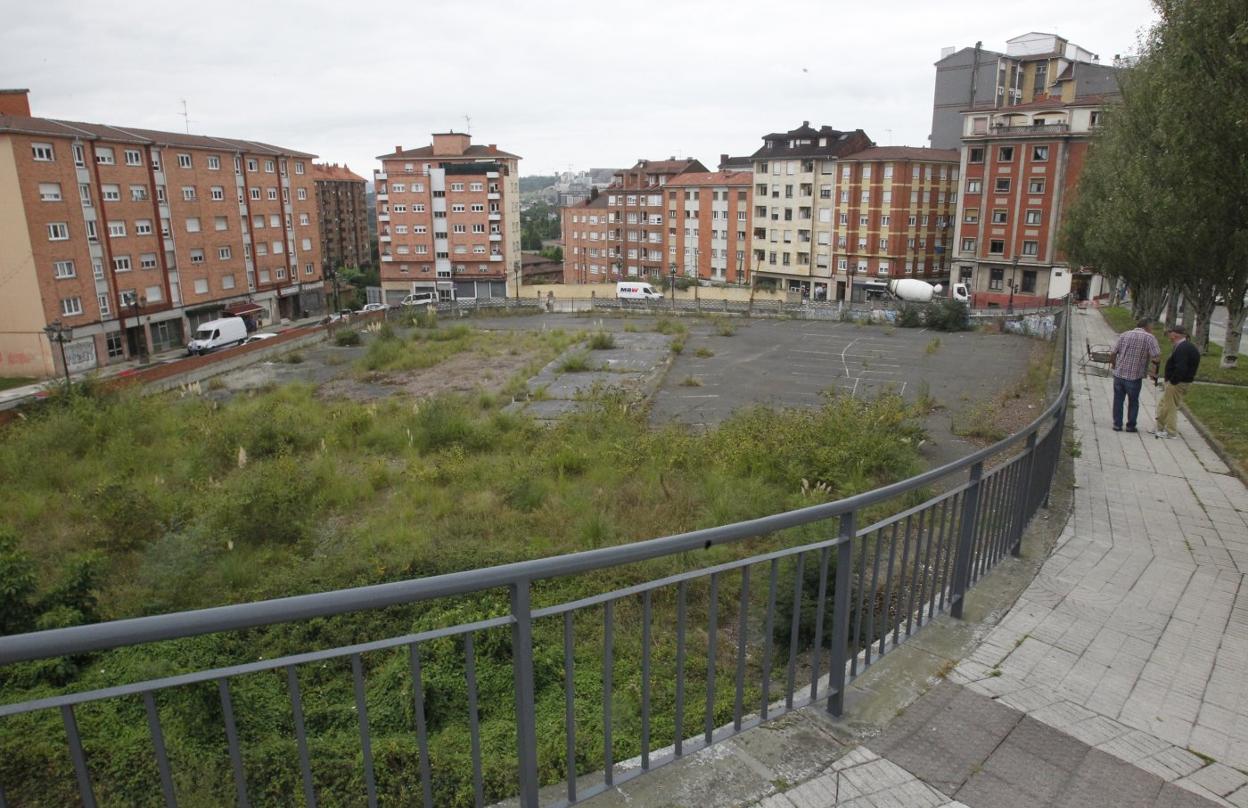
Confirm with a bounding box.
[0,308,1070,808]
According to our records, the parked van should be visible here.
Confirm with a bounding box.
[400,292,438,307]
[187,317,248,355]
[616,282,663,301]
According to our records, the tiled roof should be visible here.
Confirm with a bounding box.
[750,124,873,160]
[627,158,703,174]
[0,114,317,157]
[664,170,753,187]
[565,193,609,209]
[378,144,521,160]
[842,147,960,162]
[310,162,366,182]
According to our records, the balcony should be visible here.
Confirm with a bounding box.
[380,234,391,242]
[380,254,393,262]
[378,214,390,222]
[981,122,1070,138]
[487,193,501,200]
[489,254,504,261]
[488,213,501,221]
[374,171,387,181]
[376,192,388,201]
[489,233,502,241]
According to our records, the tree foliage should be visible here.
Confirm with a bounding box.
[1061,0,1248,363]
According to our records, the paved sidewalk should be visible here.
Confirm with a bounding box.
[583,309,1248,807]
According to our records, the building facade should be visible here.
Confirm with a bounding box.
[748,122,874,300]
[831,147,960,301]
[663,170,753,285]
[0,90,323,378]
[561,193,609,283]
[311,163,370,272]
[375,133,520,305]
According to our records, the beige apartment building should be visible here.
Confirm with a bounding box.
[375,133,520,304]
[0,89,323,378]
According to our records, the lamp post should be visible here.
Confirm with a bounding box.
[670,262,678,311]
[513,259,522,301]
[1007,256,1018,314]
[42,320,73,393]
[128,295,149,364]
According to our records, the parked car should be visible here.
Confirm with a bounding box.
[243,332,278,344]
[616,282,663,301]
[187,317,248,355]
[357,303,388,313]
[400,292,438,307]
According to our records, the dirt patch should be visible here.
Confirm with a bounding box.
[318,349,539,402]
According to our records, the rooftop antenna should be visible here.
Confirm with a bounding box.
[463,114,471,134]
[178,99,192,134]
[885,128,893,145]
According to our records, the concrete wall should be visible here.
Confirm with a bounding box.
[522,282,795,303]
[0,136,55,377]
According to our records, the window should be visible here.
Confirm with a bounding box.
[214,216,228,231]
[295,161,305,175]
[211,186,224,200]
[964,208,979,223]
[1090,111,1103,128]
[988,239,1005,254]
[190,249,205,264]
[156,186,166,202]
[1032,145,1049,161]
[60,297,83,317]
[246,158,258,172]
[969,147,984,163]
[177,153,192,169]
[145,285,162,303]
[450,182,464,192]
[966,179,982,194]
[269,214,280,227]
[86,221,97,242]
[271,241,283,254]
[47,222,69,241]
[1021,270,1037,293]
[108,221,126,237]
[451,203,465,213]
[267,188,278,201]
[994,177,1011,193]
[961,238,977,252]
[80,184,93,206]
[134,219,152,235]
[300,238,311,250]
[879,238,888,250]
[998,146,1014,162]
[194,278,209,294]
[38,182,62,201]
[95,147,115,165]
[299,213,309,226]
[113,256,132,272]
[991,209,1007,224]
[182,186,197,201]
[120,148,141,166]
[101,184,121,201]
[186,217,201,233]
[139,253,158,269]
[1022,241,1039,256]
[53,260,76,279]
[250,188,261,201]
[222,274,236,289]
[1034,62,1048,93]
[130,184,148,201]
[264,160,275,173]
[296,188,307,201]
[32,142,54,161]
[207,155,220,170]
[989,267,1005,290]
[1028,178,1046,194]
[881,214,890,227]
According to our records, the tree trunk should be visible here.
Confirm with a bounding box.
[1194,295,1217,355]
[1182,295,1197,332]
[1222,298,1246,369]
[1164,285,1180,329]
[1132,282,1167,322]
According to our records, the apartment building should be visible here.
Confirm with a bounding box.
[311,162,370,271]
[375,133,520,304]
[0,89,323,378]
[832,147,960,301]
[929,32,1118,150]
[749,122,873,300]
[561,158,706,284]
[945,33,1121,307]
[663,171,753,285]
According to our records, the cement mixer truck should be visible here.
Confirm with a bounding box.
[887,278,969,304]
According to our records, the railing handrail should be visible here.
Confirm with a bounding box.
[0,308,1070,667]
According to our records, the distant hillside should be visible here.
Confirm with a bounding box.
[519,175,558,193]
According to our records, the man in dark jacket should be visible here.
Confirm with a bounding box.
[1152,325,1201,439]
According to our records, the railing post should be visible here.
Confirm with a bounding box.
[510,580,540,808]
[950,461,984,619]
[1012,432,1038,556]
[827,511,855,717]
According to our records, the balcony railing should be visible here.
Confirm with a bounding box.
[0,309,1071,807]
[979,123,1070,137]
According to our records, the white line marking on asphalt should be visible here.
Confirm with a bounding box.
[841,338,859,378]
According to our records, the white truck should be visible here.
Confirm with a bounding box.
[616,281,663,301]
[187,316,249,355]
[887,278,969,304]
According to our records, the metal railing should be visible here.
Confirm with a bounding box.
[0,308,1070,807]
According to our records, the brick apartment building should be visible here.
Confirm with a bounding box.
[0,89,323,378]
[831,147,960,300]
[310,163,370,272]
[561,158,706,285]
[375,132,520,305]
[749,122,874,300]
[945,33,1121,307]
[663,170,753,285]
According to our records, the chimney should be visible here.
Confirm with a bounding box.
[0,89,31,116]
[488,143,497,152]
[395,146,403,154]
[719,153,729,168]
[802,120,810,127]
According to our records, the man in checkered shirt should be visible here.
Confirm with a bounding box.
[1110,317,1161,432]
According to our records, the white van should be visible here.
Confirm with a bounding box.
[616,282,663,301]
[400,292,438,307]
[187,317,248,355]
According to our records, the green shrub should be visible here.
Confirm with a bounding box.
[0,529,36,635]
[587,331,616,350]
[897,304,924,328]
[924,300,970,332]
[558,352,595,373]
[334,329,361,347]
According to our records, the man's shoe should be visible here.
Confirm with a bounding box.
[1113,425,1123,432]
[1126,427,1138,433]
[1153,429,1169,439]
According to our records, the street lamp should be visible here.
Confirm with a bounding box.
[42,320,73,393]
[1007,256,1019,314]
[128,295,149,364]
[513,259,522,301]
[670,262,678,311]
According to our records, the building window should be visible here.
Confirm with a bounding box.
[32,142,54,161]
[139,253,158,269]
[1090,111,1103,128]
[264,160,275,173]
[190,249,205,264]
[963,208,979,223]
[1032,146,1049,161]
[107,221,126,237]
[106,332,124,358]
[95,147,115,165]
[181,186,196,201]
[961,238,976,252]
[47,222,69,241]
[247,159,258,172]
[211,186,224,200]
[1021,270,1037,293]
[988,239,1005,254]
[989,267,1005,290]
[994,178,1011,193]
[1022,241,1039,256]
[185,217,201,233]
[102,184,121,201]
[38,182,62,201]
[998,146,1014,162]
[60,297,83,317]
[130,185,148,201]
[113,256,132,272]
[295,161,305,175]
[53,260,76,279]
[1028,178,1046,194]
[218,246,232,260]
[297,188,307,200]
[222,274,236,289]
[267,188,277,200]
[214,216,228,231]
[249,188,261,200]
[299,213,309,225]
[122,149,141,166]
[176,153,191,169]
[133,219,152,235]
[991,209,1007,224]
[966,179,982,194]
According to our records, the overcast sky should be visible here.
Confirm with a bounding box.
[2,0,1158,180]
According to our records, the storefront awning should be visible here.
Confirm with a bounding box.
[222,302,265,317]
